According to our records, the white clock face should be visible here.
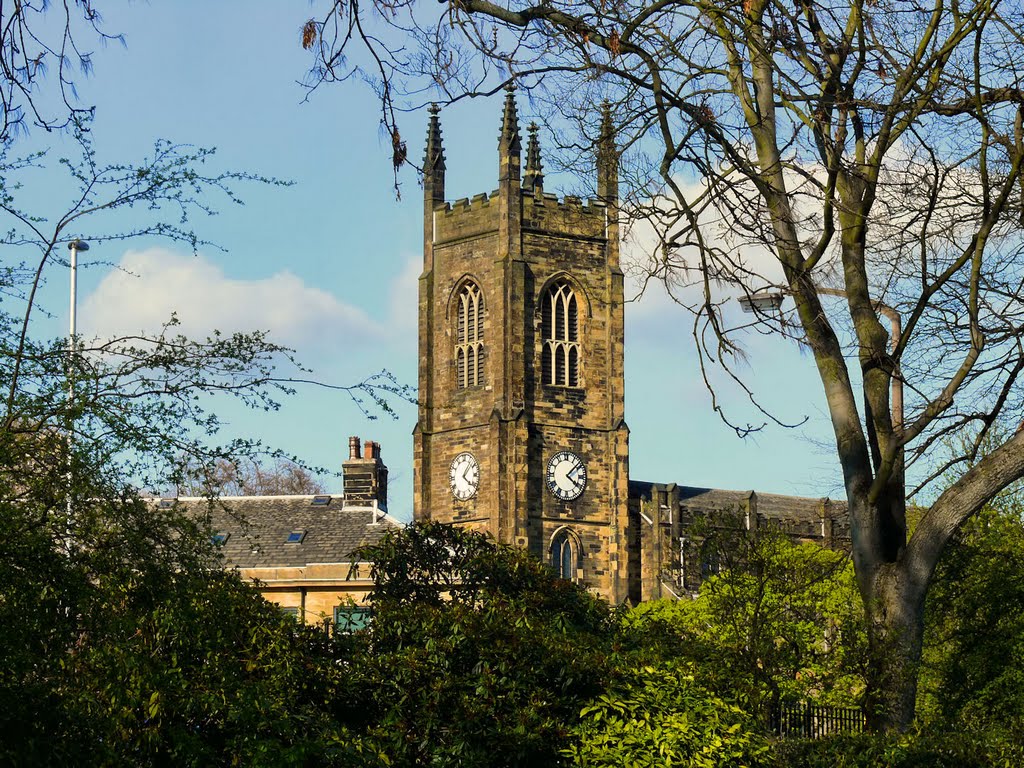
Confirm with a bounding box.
[449,452,480,501]
[546,450,587,502]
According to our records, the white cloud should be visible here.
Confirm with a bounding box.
[82,248,383,351]
[388,253,421,332]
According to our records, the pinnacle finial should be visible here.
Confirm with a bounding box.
[499,84,521,152]
[524,122,544,192]
[424,102,446,173]
[600,100,614,143]
[597,100,618,203]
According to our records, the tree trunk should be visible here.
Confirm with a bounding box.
[854,428,1024,731]
[863,562,926,732]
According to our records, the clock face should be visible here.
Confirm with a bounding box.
[449,452,480,501]
[546,450,587,502]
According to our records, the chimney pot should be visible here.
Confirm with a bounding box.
[342,438,389,512]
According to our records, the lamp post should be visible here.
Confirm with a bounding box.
[738,285,903,433]
[66,239,89,528]
[67,239,89,349]
[737,290,785,315]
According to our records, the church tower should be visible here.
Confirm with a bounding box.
[413,91,630,602]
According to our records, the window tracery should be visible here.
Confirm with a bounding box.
[541,280,580,387]
[455,281,485,388]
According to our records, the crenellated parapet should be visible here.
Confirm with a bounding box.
[521,192,609,240]
[432,191,498,244]
[432,188,611,244]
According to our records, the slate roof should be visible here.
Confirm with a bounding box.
[170,494,403,569]
[630,481,849,528]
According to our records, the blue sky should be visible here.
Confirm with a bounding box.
[15,1,846,520]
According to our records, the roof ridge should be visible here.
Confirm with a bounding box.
[157,493,343,501]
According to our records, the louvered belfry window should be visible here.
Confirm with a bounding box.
[456,281,484,388]
[542,280,580,387]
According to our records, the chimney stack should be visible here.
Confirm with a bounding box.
[342,436,388,512]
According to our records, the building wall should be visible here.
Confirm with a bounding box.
[240,563,374,625]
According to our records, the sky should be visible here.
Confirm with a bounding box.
[12,1,848,521]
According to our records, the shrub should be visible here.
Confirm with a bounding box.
[771,728,1024,768]
[564,663,771,768]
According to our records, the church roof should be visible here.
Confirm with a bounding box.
[630,481,849,529]
[166,494,402,569]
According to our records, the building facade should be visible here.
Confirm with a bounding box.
[413,91,849,604]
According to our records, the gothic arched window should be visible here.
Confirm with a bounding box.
[455,281,484,388]
[542,280,580,387]
[551,528,579,581]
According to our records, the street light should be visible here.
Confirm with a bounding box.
[67,239,89,346]
[737,290,785,315]
[737,285,903,432]
[66,239,89,529]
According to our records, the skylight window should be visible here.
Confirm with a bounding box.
[286,530,306,544]
[311,495,332,507]
[212,532,230,545]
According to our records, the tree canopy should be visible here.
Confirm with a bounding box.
[0,41,405,763]
[918,491,1024,737]
[626,528,868,713]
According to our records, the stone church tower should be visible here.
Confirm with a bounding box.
[413,89,631,602]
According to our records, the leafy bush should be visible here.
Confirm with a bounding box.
[771,728,1024,768]
[919,502,1024,734]
[621,531,867,712]
[342,523,619,767]
[565,663,770,768]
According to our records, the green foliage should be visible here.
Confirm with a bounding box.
[61,572,349,766]
[343,523,618,767]
[565,663,770,768]
[361,521,613,631]
[0,482,354,766]
[918,498,1024,735]
[623,529,868,713]
[770,728,1024,768]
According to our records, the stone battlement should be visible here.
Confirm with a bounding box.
[433,189,609,244]
[438,190,607,217]
[522,192,608,239]
[433,191,499,243]
[442,190,498,214]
